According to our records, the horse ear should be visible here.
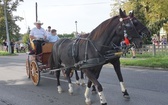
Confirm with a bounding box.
[119,8,126,18]
[129,10,134,17]
[123,10,126,15]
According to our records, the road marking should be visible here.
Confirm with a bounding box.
[41,76,77,84]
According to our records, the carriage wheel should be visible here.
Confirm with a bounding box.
[30,61,40,86]
[26,59,30,78]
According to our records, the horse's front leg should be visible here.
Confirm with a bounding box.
[75,70,80,85]
[75,70,85,86]
[65,68,73,95]
[55,70,63,93]
[111,58,130,99]
[83,69,107,105]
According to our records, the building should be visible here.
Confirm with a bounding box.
[160,27,167,41]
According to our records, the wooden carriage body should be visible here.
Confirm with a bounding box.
[26,41,54,86]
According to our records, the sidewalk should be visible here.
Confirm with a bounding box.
[104,63,168,71]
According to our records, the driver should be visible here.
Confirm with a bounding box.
[29,20,47,55]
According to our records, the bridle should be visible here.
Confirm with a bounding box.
[120,16,141,41]
[129,17,149,38]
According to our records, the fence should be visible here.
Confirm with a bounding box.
[1,44,168,56]
[137,44,168,56]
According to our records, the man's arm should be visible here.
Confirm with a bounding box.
[29,35,36,40]
[29,28,36,40]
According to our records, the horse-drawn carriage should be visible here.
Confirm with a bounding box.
[26,41,54,86]
[25,9,151,105]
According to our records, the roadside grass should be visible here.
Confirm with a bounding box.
[120,53,168,69]
[0,51,17,56]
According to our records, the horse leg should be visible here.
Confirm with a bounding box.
[80,71,85,86]
[55,70,63,93]
[91,85,97,94]
[111,58,130,99]
[75,70,80,85]
[84,79,92,105]
[83,69,107,105]
[65,68,73,95]
[91,66,102,94]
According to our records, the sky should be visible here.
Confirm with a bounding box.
[13,0,113,34]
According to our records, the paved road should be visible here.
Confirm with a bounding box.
[0,53,168,105]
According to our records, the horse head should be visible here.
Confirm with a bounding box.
[115,8,147,48]
[129,10,151,39]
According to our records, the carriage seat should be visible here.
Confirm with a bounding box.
[41,43,54,64]
[29,38,50,55]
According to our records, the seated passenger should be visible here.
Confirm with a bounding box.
[47,29,60,42]
[29,20,47,55]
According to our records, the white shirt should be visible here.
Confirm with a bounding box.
[46,31,51,37]
[20,43,24,47]
[30,27,47,39]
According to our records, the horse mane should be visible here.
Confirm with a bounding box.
[90,16,119,40]
[77,16,119,44]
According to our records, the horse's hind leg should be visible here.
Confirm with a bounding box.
[83,69,107,105]
[111,59,130,99]
[75,70,85,86]
[80,71,85,86]
[84,79,92,105]
[65,68,73,95]
[55,70,62,93]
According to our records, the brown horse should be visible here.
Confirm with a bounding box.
[49,9,144,105]
[89,10,151,98]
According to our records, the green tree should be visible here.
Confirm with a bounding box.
[0,0,23,43]
[121,0,168,34]
[110,0,126,17]
[111,0,168,43]
[58,33,75,39]
[22,33,29,44]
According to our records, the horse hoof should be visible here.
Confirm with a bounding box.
[69,92,73,95]
[76,81,80,85]
[58,86,62,94]
[76,83,80,85]
[69,90,73,95]
[101,103,107,105]
[123,95,130,99]
[91,91,97,94]
[58,91,62,94]
[85,100,91,105]
[122,90,130,99]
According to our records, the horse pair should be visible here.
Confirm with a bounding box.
[49,9,150,105]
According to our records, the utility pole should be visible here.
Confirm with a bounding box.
[75,21,78,37]
[35,2,38,22]
[3,0,11,53]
